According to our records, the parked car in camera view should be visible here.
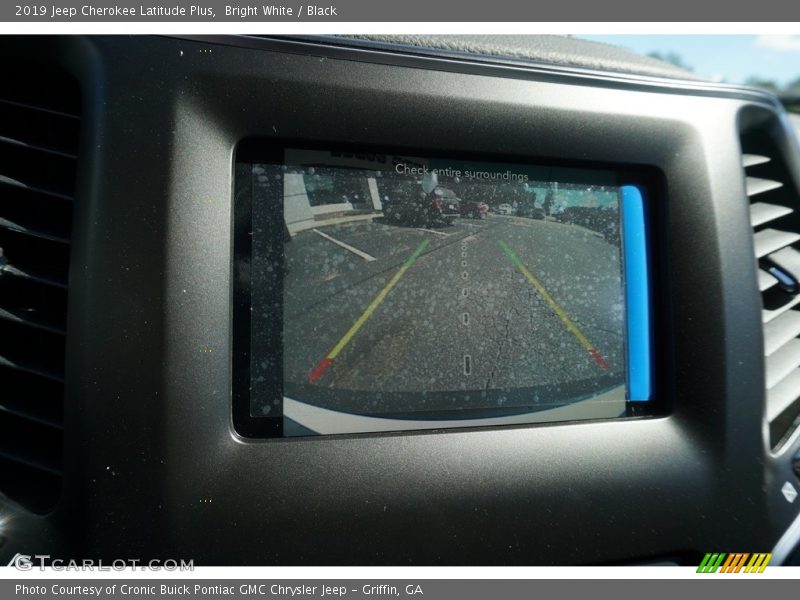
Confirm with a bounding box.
[382,184,459,227]
[459,198,489,219]
[432,187,461,223]
[496,203,513,215]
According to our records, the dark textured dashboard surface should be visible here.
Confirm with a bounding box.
[0,35,797,566]
[329,34,700,79]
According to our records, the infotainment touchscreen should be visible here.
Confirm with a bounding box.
[233,148,652,437]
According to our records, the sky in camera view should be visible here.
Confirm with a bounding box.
[579,35,800,90]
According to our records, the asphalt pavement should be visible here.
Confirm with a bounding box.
[283,213,625,418]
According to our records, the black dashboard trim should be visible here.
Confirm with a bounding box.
[176,34,784,110]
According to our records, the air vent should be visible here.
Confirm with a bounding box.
[0,60,80,512]
[741,110,800,451]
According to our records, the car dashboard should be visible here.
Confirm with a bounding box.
[0,34,799,566]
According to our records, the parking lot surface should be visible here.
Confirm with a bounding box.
[283,214,625,417]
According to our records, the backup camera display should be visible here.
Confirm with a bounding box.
[237,149,650,436]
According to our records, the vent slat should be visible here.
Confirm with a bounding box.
[766,369,800,423]
[0,457,61,513]
[0,353,64,384]
[0,96,80,121]
[763,294,800,324]
[0,319,66,381]
[0,98,81,157]
[0,365,63,429]
[759,269,778,292]
[0,173,73,202]
[0,412,62,476]
[2,264,68,289]
[765,246,800,292]
[750,202,793,228]
[764,310,800,356]
[0,448,61,477]
[747,176,784,197]
[0,134,78,161]
[0,140,76,198]
[0,216,70,245]
[754,229,800,258]
[743,154,771,168]
[0,405,63,430]
[0,306,65,336]
[766,338,800,389]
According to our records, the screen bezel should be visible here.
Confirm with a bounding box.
[232,140,663,438]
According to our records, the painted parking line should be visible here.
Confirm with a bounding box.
[313,228,376,262]
[308,239,431,383]
[497,240,609,370]
[415,228,451,237]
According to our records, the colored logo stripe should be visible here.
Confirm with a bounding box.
[497,240,608,370]
[697,553,772,573]
[697,553,726,573]
[308,239,430,383]
[745,553,772,573]
[721,553,749,573]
